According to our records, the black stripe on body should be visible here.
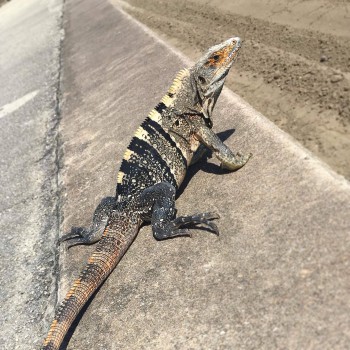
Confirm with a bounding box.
[155,102,167,114]
[143,118,188,168]
[117,137,177,199]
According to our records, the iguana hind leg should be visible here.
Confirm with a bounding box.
[140,182,219,240]
[60,196,116,248]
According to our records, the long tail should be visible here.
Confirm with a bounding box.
[42,214,140,350]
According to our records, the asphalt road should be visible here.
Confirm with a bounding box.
[0,0,63,348]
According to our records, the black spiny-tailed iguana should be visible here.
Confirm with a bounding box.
[42,36,251,350]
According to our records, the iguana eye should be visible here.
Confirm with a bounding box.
[198,76,206,84]
[212,54,220,61]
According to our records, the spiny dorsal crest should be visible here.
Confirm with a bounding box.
[167,68,189,96]
[122,68,190,157]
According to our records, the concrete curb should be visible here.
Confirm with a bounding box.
[115,0,350,190]
[55,0,350,348]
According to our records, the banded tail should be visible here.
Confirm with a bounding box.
[42,213,140,350]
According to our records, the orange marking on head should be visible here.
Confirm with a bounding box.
[205,41,236,67]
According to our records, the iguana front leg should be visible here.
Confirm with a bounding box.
[190,144,210,166]
[194,124,252,171]
[140,182,219,239]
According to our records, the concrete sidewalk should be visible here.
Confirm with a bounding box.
[48,0,350,349]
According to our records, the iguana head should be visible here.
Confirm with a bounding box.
[190,37,241,125]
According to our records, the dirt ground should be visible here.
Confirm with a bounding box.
[120,0,350,180]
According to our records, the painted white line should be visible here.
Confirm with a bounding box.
[0,90,39,119]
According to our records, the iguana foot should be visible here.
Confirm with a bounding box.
[59,227,102,248]
[171,212,220,235]
[60,196,115,248]
[153,213,220,239]
[220,152,252,171]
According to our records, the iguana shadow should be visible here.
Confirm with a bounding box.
[176,128,236,198]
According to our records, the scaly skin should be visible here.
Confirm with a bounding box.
[42,206,141,349]
[42,36,251,349]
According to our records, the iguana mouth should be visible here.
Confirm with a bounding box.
[211,68,229,85]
